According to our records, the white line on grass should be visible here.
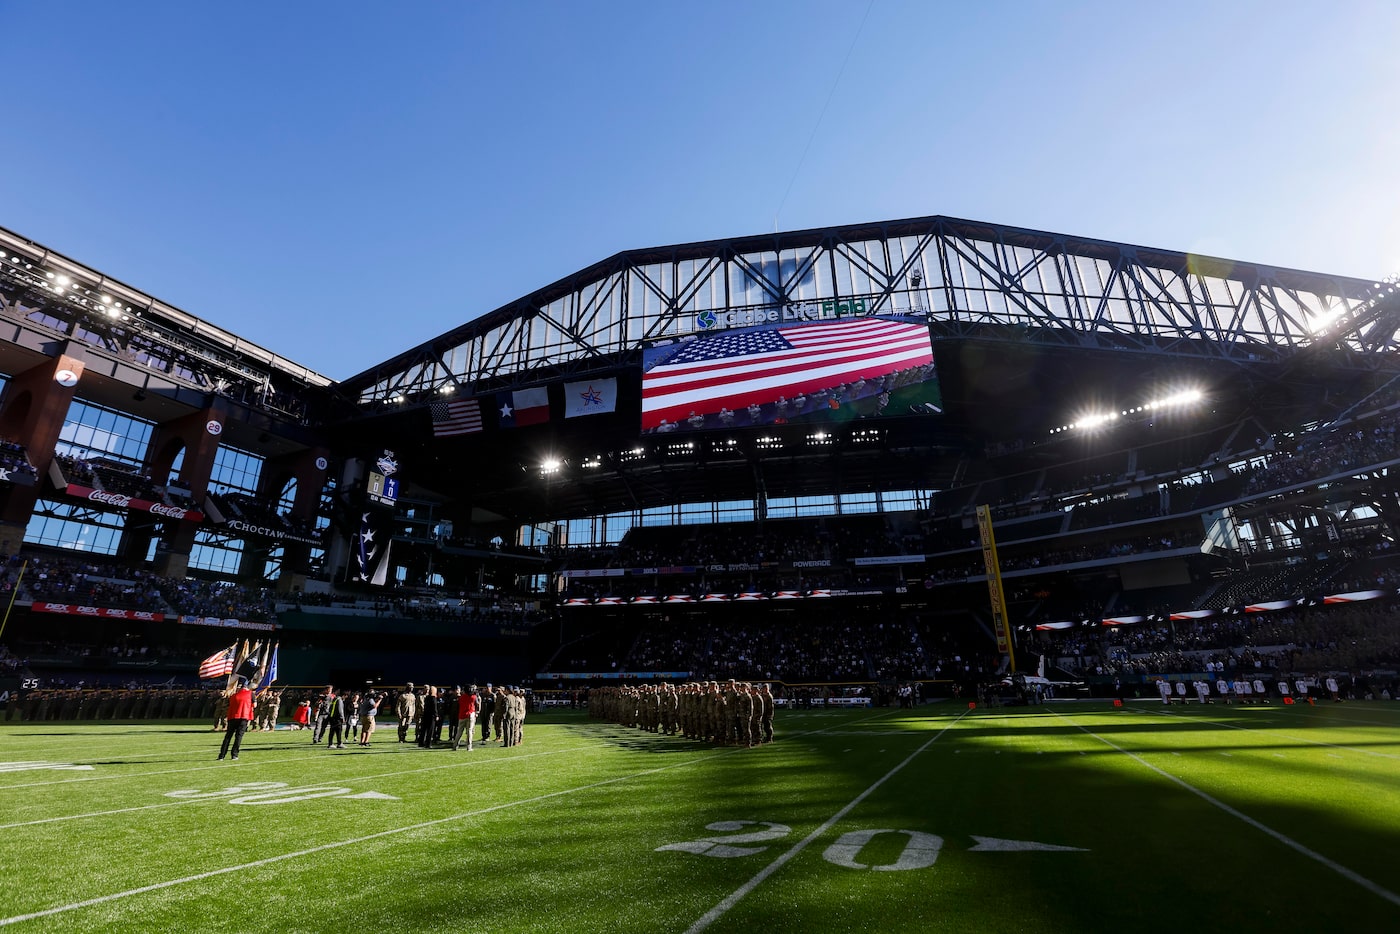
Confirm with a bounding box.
[0,746,739,928]
[0,749,370,790]
[0,744,602,830]
[2,705,898,794]
[1052,711,1400,909]
[683,708,971,934]
[0,708,898,923]
[0,736,491,790]
[1148,708,1400,761]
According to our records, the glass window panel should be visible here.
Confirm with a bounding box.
[57,399,153,465]
[839,492,878,514]
[189,531,245,575]
[25,503,126,554]
[214,446,263,494]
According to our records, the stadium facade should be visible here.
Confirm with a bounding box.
[2,215,1399,687]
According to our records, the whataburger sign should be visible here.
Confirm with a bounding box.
[64,484,204,522]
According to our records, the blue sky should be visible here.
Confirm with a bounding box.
[2,1,1398,379]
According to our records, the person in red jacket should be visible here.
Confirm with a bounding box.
[218,680,255,760]
[453,685,479,751]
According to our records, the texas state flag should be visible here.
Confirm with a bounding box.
[497,386,550,428]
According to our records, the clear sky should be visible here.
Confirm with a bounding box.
[2,1,1398,380]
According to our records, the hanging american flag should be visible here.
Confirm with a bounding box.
[429,398,483,436]
[641,317,933,429]
[197,643,237,680]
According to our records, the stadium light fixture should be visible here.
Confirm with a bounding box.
[540,458,562,473]
[1309,302,1347,333]
[438,385,455,395]
[1144,388,1203,409]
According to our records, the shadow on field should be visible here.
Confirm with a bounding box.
[558,720,717,753]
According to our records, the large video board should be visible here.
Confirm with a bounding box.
[641,316,940,433]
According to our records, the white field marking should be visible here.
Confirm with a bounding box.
[0,745,740,928]
[1053,711,1400,909]
[0,710,891,835]
[0,749,359,791]
[968,835,1086,853]
[0,744,598,831]
[1280,708,1400,729]
[819,730,921,736]
[0,734,605,791]
[683,709,971,934]
[1149,708,1400,761]
[0,762,92,773]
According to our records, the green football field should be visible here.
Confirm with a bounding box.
[1,700,1397,933]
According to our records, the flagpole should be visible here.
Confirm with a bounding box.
[0,559,29,643]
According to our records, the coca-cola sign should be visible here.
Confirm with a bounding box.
[64,484,204,523]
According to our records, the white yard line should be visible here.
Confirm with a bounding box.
[0,744,602,831]
[0,711,890,890]
[683,709,970,934]
[1052,710,1400,909]
[1148,708,1400,761]
[0,747,413,791]
[0,745,742,927]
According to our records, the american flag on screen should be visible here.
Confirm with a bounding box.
[197,643,237,680]
[641,317,933,429]
[430,398,483,436]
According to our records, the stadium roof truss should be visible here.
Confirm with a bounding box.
[341,215,1394,405]
[0,226,331,421]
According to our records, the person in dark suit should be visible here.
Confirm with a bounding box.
[417,685,439,748]
[322,685,346,749]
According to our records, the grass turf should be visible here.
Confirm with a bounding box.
[0,700,1397,933]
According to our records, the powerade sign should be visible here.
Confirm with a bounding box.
[696,298,872,331]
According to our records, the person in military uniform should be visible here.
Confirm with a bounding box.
[759,683,775,743]
[396,683,418,744]
[513,687,528,746]
[728,680,753,747]
[495,686,512,744]
[262,689,283,731]
[418,686,439,748]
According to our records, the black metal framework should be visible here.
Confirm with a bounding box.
[0,226,330,422]
[340,215,1389,405]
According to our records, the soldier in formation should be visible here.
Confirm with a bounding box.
[589,680,774,747]
[254,688,282,731]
